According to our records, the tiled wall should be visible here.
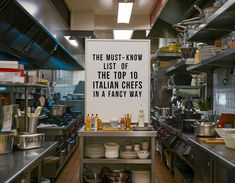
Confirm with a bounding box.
[54,70,75,98]
[213,68,235,114]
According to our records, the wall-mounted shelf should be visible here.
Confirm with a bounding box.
[153,52,182,61]
[187,1,235,42]
[166,58,194,75]
[0,82,47,88]
[187,47,235,72]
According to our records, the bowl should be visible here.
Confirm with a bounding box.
[215,128,235,138]
[125,143,132,150]
[223,134,235,149]
[137,150,149,159]
[108,170,129,183]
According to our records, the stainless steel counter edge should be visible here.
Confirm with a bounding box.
[78,127,157,137]
[188,138,235,168]
[1,142,58,183]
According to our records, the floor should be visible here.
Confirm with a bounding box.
[55,147,175,183]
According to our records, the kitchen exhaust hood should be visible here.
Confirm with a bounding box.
[0,0,84,70]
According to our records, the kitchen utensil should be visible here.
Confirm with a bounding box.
[215,128,235,138]
[131,170,150,183]
[137,150,149,159]
[28,116,39,133]
[34,106,42,117]
[0,131,15,154]
[223,134,235,149]
[15,116,26,132]
[51,105,66,116]
[192,121,216,137]
[84,172,101,183]
[14,132,45,149]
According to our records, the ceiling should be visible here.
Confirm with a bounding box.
[65,0,157,15]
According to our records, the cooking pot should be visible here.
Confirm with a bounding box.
[0,131,15,154]
[192,121,216,137]
[155,107,171,117]
[51,105,66,116]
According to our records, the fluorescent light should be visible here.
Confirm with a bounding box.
[113,30,133,39]
[117,2,133,24]
[64,36,78,47]
[146,30,150,37]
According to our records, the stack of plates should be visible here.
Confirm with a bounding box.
[85,144,104,159]
[104,142,120,159]
[120,150,137,159]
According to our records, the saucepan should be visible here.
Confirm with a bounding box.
[191,121,216,137]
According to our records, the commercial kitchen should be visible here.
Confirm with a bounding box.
[0,0,235,183]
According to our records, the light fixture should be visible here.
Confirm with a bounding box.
[17,1,38,17]
[145,30,150,37]
[117,2,133,24]
[64,36,78,47]
[113,30,133,39]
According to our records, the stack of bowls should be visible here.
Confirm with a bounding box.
[85,144,105,159]
[120,150,137,159]
[104,143,120,159]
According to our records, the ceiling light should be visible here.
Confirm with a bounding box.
[113,30,133,39]
[64,36,78,47]
[146,30,150,37]
[117,2,133,24]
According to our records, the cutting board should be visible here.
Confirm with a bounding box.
[200,138,224,144]
[102,127,120,131]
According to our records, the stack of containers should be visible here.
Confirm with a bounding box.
[0,61,24,83]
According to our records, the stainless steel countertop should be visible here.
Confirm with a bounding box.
[189,138,235,168]
[0,141,57,183]
[78,127,157,137]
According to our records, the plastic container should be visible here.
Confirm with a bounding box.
[42,156,60,178]
[223,134,235,149]
[131,170,150,183]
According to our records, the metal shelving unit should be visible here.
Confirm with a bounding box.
[78,127,157,183]
[152,52,182,61]
[187,46,235,72]
[187,1,235,42]
[166,58,194,75]
[0,82,47,127]
[83,158,152,164]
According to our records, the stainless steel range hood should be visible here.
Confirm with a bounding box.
[0,0,84,70]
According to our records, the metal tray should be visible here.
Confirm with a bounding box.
[14,133,45,149]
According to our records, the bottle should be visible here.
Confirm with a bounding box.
[120,118,125,131]
[85,114,91,131]
[97,119,102,131]
[138,109,144,127]
[91,114,94,130]
[125,114,131,131]
[94,114,98,131]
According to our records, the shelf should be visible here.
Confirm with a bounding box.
[187,1,235,42]
[0,82,47,88]
[166,59,194,75]
[83,158,152,164]
[153,52,182,61]
[187,47,235,72]
[78,127,157,137]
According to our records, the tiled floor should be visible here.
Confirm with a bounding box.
[55,147,175,183]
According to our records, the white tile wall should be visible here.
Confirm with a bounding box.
[213,68,235,114]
